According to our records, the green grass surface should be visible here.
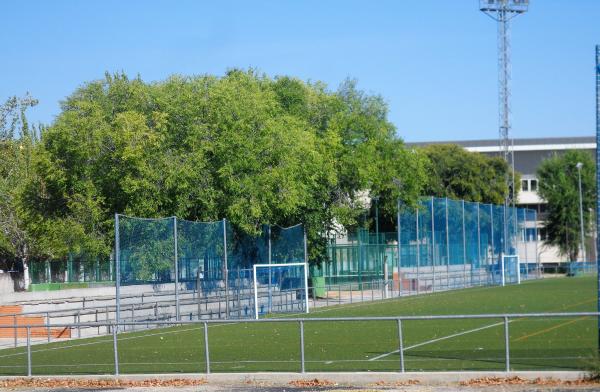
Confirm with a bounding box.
[0,276,597,375]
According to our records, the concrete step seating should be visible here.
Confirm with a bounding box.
[0,305,70,339]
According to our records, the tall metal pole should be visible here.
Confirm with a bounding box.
[416,206,420,295]
[374,196,381,280]
[222,218,229,319]
[577,163,586,263]
[397,199,402,297]
[431,197,436,292]
[480,0,528,256]
[445,198,450,289]
[114,213,121,326]
[268,225,272,313]
[462,200,467,287]
[595,44,600,353]
[173,217,180,321]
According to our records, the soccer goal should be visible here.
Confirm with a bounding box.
[253,262,309,319]
[501,254,520,286]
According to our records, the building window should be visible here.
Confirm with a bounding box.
[530,179,538,191]
[525,228,536,242]
[521,179,529,191]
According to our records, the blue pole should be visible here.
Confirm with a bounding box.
[596,45,600,351]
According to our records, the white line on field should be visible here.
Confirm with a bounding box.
[368,320,512,362]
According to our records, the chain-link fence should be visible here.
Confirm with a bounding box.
[115,216,307,321]
[324,197,540,291]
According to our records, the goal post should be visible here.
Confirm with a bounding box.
[501,254,520,286]
[253,262,309,319]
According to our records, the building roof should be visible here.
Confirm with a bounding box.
[407,135,596,175]
[407,135,595,152]
[407,135,594,147]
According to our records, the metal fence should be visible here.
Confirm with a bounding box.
[0,278,431,349]
[115,215,306,322]
[29,257,113,285]
[0,311,596,376]
[324,197,539,290]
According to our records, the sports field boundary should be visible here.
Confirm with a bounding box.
[0,371,591,385]
[0,311,598,376]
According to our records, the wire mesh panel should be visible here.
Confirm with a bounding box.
[253,263,308,318]
[478,203,493,286]
[464,201,480,287]
[117,216,176,286]
[432,198,447,286]
[271,224,305,263]
[502,255,520,285]
[399,206,418,294]
[176,219,225,292]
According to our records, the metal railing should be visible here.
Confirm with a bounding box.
[0,270,548,349]
[0,311,597,376]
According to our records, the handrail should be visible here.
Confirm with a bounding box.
[2,311,598,328]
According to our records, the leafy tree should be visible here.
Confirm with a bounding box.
[21,71,427,266]
[420,144,516,204]
[0,94,41,288]
[537,150,596,262]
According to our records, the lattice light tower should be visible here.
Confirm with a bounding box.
[480,0,529,254]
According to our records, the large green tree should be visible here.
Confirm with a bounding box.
[537,150,596,262]
[20,71,426,265]
[0,94,41,288]
[420,144,515,204]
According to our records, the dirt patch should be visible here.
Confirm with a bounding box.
[461,376,600,387]
[0,377,208,389]
[288,378,337,387]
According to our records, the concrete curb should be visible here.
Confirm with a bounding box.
[0,371,591,386]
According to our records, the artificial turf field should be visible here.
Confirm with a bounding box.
[0,275,597,375]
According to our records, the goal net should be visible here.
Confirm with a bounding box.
[253,263,309,319]
[501,255,520,286]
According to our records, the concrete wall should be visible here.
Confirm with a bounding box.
[0,273,14,294]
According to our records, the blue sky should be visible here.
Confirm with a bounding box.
[1,0,599,142]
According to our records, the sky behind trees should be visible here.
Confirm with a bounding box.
[1,0,599,141]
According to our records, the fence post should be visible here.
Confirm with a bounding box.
[47,312,51,343]
[26,326,31,377]
[203,321,210,374]
[477,203,481,286]
[13,315,17,348]
[397,319,405,372]
[173,216,180,321]
[299,320,305,373]
[462,200,467,288]
[115,213,121,328]
[112,323,119,376]
[430,197,435,293]
[397,198,402,298]
[416,206,420,295]
[445,198,450,290]
[504,316,510,372]
[490,204,495,285]
[223,218,229,319]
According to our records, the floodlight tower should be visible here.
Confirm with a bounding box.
[480,0,529,254]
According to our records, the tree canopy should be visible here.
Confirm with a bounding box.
[15,71,427,266]
[537,150,596,262]
[419,144,515,204]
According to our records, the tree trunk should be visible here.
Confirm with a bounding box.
[22,256,30,291]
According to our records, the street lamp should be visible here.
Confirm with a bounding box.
[576,162,586,263]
